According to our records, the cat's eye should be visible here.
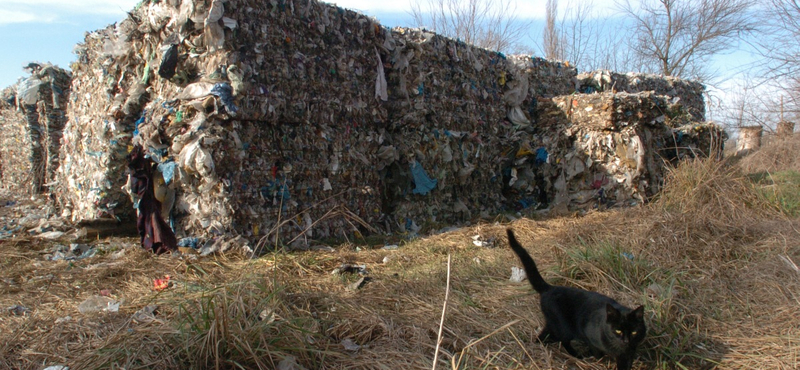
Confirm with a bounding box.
[614,329,623,335]
[631,331,638,336]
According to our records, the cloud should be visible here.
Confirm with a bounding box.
[0,10,42,24]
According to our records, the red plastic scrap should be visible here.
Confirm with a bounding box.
[153,275,171,291]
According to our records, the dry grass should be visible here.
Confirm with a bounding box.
[1,152,799,369]
[738,134,800,174]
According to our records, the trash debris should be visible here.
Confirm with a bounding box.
[45,244,97,261]
[42,366,69,370]
[7,304,30,316]
[510,267,526,283]
[153,275,172,291]
[132,305,159,324]
[277,356,308,370]
[77,296,120,314]
[347,276,370,291]
[341,338,361,351]
[258,308,278,324]
[36,231,66,240]
[310,245,335,252]
[646,283,666,299]
[127,144,178,254]
[331,264,367,275]
[177,237,199,249]
[382,244,399,250]
[471,235,496,248]
[198,235,250,256]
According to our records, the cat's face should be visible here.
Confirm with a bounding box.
[605,304,647,348]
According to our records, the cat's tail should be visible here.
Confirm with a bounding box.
[507,229,551,293]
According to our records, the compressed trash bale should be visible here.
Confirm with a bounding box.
[777,120,795,137]
[576,70,705,122]
[507,55,577,98]
[0,87,36,194]
[379,27,512,229]
[544,91,672,131]
[505,91,723,212]
[0,64,71,196]
[664,122,726,161]
[736,126,763,155]
[58,19,148,222]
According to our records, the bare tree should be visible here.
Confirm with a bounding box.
[619,0,758,81]
[537,1,643,72]
[409,0,531,53]
[756,0,800,119]
[714,76,784,130]
[544,0,562,59]
[558,0,630,70]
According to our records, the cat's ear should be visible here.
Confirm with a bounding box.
[629,305,645,321]
[606,304,621,322]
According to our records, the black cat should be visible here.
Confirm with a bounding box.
[507,229,646,370]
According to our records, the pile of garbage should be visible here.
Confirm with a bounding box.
[0,0,725,249]
[0,63,71,196]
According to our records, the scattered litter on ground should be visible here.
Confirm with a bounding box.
[277,356,308,370]
[77,296,120,314]
[153,275,172,291]
[347,276,370,291]
[258,309,277,324]
[509,267,526,283]
[6,304,30,316]
[471,234,496,248]
[132,305,159,324]
[331,264,367,275]
[341,338,361,352]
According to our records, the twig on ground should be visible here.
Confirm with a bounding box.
[432,254,451,370]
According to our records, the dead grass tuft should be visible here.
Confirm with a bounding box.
[649,157,784,264]
[738,134,800,173]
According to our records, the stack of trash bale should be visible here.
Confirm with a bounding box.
[55,0,723,247]
[0,64,71,196]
